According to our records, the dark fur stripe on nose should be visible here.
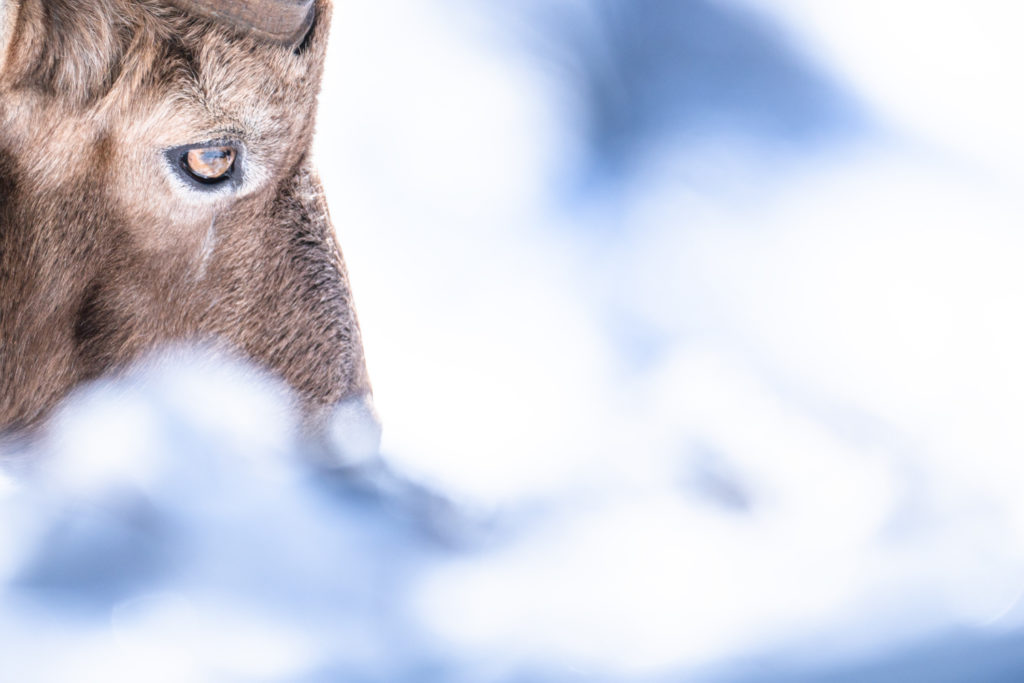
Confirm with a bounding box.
[165,0,315,46]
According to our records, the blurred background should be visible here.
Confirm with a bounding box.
[4,0,1024,680]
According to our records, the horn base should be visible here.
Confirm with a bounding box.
[166,0,315,46]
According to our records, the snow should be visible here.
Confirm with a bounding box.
[4,1,1024,680]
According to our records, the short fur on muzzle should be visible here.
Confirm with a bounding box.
[166,0,315,45]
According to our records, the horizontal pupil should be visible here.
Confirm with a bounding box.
[185,146,236,180]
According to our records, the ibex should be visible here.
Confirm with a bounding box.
[0,0,372,439]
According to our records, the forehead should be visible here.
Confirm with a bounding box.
[1,0,324,118]
[131,32,315,143]
[129,10,323,119]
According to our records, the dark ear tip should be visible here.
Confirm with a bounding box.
[165,0,316,47]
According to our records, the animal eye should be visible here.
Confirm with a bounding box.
[164,141,245,194]
[182,146,236,183]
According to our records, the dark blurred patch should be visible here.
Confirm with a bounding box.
[523,0,864,176]
[311,456,492,550]
[12,490,179,609]
[684,441,754,513]
[709,627,1024,683]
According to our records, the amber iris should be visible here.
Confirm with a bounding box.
[184,146,236,181]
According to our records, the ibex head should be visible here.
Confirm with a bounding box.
[0,0,372,437]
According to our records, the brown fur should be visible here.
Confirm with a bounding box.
[0,0,370,435]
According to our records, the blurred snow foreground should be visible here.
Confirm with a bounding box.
[7,0,1024,681]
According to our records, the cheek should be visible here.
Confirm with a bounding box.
[107,112,220,255]
[106,145,217,256]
